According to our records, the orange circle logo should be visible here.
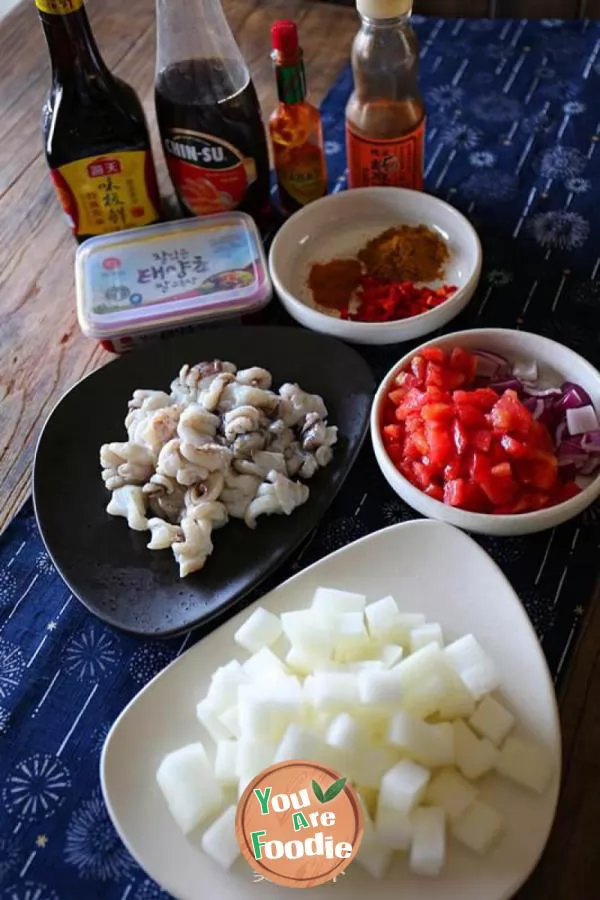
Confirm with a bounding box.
[236,760,364,889]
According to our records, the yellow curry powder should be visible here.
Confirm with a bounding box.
[358,224,449,283]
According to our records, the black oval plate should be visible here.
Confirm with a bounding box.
[33,326,375,637]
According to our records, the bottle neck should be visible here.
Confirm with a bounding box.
[272,50,307,105]
[38,3,108,79]
[359,12,411,30]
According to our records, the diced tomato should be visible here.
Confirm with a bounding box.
[425,421,453,467]
[490,390,533,435]
[455,404,487,428]
[471,429,493,452]
[449,346,477,382]
[444,478,489,512]
[381,343,576,518]
[424,483,444,501]
[444,457,462,480]
[421,402,454,423]
[388,388,406,406]
[422,347,446,364]
[454,387,499,411]
[395,388,429,420]
[469,451,491,483]
[500,435,528,458]
[413,460,437,489]
[453,419,469,456]
[480,472,518,506]
[383,424,404,443]
[491,462,512,479]
[411,355,427,382]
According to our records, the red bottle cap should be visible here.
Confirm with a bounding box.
[271,19,299,56]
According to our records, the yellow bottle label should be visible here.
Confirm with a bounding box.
[36,0,83,14]
[50,150,160,237]
[276,141,327,209]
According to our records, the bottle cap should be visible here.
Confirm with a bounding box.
[357,0,412,18]
[271,20,299,55]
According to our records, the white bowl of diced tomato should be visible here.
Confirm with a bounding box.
[371,328,600,536]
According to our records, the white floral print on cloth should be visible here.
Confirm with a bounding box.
[1,15,600,900]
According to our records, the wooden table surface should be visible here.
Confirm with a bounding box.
[0,0,598,896]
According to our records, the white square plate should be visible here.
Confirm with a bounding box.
[101,520,561,900]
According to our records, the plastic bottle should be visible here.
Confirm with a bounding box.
[345,0,425,191]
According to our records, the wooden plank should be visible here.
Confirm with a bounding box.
[515,581,600,897]
[0,0,356,533]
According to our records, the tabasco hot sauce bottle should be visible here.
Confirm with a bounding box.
[346,0,425,191]
[36,0,161,242]
[269,20,327,214]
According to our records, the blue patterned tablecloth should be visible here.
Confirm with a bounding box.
[2,16,600,900]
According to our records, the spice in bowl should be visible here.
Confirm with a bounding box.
[306,223,456,323]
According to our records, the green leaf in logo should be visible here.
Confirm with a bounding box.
[312,779,325,803]
[323,777,347,803]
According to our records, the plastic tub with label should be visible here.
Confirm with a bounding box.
[75,212,272,352]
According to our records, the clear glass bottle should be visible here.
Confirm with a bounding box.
[269,20,328,215]
[345,0,425,191]
[154,0,271,225]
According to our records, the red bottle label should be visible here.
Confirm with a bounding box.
[346,121,425,191]
[49,150,160,236]
[163,130,257,216]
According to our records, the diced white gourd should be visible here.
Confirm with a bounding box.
[218,705,241,739]
[206,660,248,713]
[214,741,239,786]
[452,800,504,854]
[242,647,288,681]
[358,669,403,710]
[334,611,370,660]
[453,720,498,780]
[281,610,334,665]
[237,740,278,791]
[426,769,479,822]
[353,745,401,790]
[365,596,401,638]
[388,712,454,768]
[444,635,500,700]
[311,586,366,621]
[436,667,477,721]
[379,644,404,668]
[409,807,446,877]
[234,607,282,654]
[410,623,444,653]
[156,743,223,834]
[346,660,386,673]
[393,613,429,647]
[305,672,360,713]
[380,759,431,815]
[196,699,232,743]
[495,736,553,795]
[285,648,314,676]
[274,724,333,767]
[237,692,303,743]
[469,695,516,747]
[352,707,390,742]
[355,795,394,879]
[201,805,239,870]
[396,645,452,718]
[326,713,364,753]
[375,801,414,850]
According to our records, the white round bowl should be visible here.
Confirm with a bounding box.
[268,187,483,346]
[371,328,600,536]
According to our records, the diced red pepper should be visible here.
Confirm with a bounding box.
[422,347,446,364]
[425,421,453,467]
[453,419,469,456]
[490,390,533,435]
[421,402,454,423]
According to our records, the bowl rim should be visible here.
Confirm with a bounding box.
[371,327,600,524]
[268,187,483,332]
